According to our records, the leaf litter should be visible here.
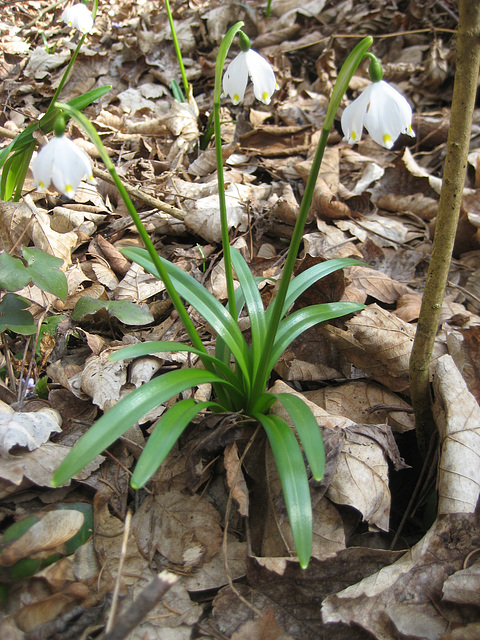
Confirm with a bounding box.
[1,1,479,639]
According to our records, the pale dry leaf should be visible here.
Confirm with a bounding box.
[26,197,79,265]
[230,610,294,640]
[394,292,423,322]
[65,263,91,297]
[377,192,438,221]
[442,561,480,606]
[0,510,84,566]
[402,146,443,194]
[433,354,480,515]
[163,97,199,141]
[305,381,415,433]
[269,381,401,531]
[0,200,35,252]
[24,46,70,79]
[322,513,480,640]
[133,488,223,569]
[81,351,128,410]
[323,304,417,392]
[348,266,412,305]
[224,443,249,517]
[129,356,162,388]
[91,261,118,290]
[115,262,165,302]
[50,206,84,232]
[0,442,104,498]
[184,539,247,592]
[0,408,62,457]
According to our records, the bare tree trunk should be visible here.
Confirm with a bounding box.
[409,0,480,456]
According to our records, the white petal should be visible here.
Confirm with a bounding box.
[223,52,249,105]
[363,81,413,149]
[340,84,373,145]
[61,4,93,33]
[32,137,94,198]
[244,50,276,105]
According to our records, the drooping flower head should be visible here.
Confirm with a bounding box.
[222,31,276,106]
[341,54,415,149]
[61,3,94,34]
[32,135,96,198]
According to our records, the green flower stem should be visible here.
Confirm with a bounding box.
[250,36,373,406]
[266,0,272,18]
[165,0,190,97]
[213,21,244,320]
[45,0,98,118]
[55,102,208,360]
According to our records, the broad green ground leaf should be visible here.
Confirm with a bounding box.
[72,297,154,325]
[23,247,67,301]
[0,294,36,335]
[0,252,31,291]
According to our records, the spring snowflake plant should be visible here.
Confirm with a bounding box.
[0,1,107,202]
[50,29,414,568]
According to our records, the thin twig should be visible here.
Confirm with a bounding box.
[106,510,132,634]
[102,571,179,640]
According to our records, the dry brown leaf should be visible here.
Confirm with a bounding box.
[184,538,247,592]
[91,261,118,290]
[305,381,415,433]
[0,510,84,566]
[433,354,480,515]
[230,610,294,640]
[224,443,249,517]
[128,356,162,388]
[0,442,104,498]
[115,262,165,302]
[322,513,480,640]
[81,352,128,410]
[133,487,223,569]
[322,304,417,392]
[269,381,404,532]
[377,192,438,220]
[395,292,423,322]
[0,408,62,456]
[348,266,412,304]
[443,561,480,607]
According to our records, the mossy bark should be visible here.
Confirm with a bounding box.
[409,0,480,456]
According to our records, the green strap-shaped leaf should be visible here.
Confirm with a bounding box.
[120,246,252,387]
[269,392,325,481]
[265,258,365,324]
[254,412,312,569]
[268,302,365,375]
[231,247,266,371]
[131,398,222,488]
[110,340,240,389]
[52,368,233,486]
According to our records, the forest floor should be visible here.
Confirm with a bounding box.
[1,1,480,639]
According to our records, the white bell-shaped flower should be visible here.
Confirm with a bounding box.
[61,4,94,34]
[223,49,276,105]
[31,136,96,198]
[341,80,415,149]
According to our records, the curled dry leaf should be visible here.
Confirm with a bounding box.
[305,380,415,433]
[395,292,423,322]
[377,192,438,221]
[348,266,412,305]
[0,510,84,566]
[269,381,404,532]
[442,561,480,607]
[433,354,480,515]
[322,513,480,640]
[0,408,62,457]
[322,303,428,393]
[81,351,128,410]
